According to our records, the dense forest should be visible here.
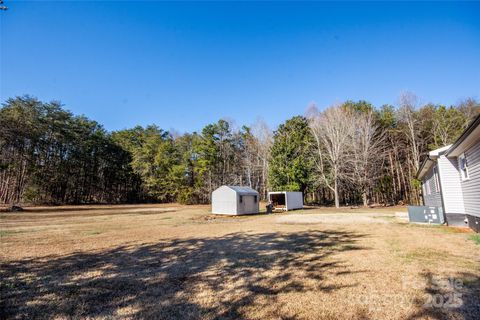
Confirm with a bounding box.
[1,95,478,207]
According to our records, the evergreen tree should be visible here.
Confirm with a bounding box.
[268,116,315,194]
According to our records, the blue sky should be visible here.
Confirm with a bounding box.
[1,1,479,133]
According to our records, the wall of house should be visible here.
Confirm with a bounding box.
[437,155,465,214]
[460,142,480,219]
[422,165,443,208]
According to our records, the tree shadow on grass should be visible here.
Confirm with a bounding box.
[1,230,366,319]
[406,271,480,320]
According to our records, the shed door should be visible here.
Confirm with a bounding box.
[242,195,257,213]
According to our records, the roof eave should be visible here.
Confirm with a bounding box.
[446,114,480,157]
[417,156,435,180]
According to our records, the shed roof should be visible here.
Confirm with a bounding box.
[268,191,302,194]
[225,186,259,195]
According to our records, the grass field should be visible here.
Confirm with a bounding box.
[1,204,479,319]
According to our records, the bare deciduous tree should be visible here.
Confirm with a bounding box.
[350,110,385,207]
[251,119,273,199]
[397,92,421,172]
[308,104,355,208]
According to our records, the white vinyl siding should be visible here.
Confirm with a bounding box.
[460,143,480,218]
[437,155,465,214]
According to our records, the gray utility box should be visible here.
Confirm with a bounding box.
[407,206,445,224]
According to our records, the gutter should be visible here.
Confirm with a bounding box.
[435,162,448,225]
[417,155,434,180]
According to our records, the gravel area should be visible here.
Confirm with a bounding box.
[276,213,392,224]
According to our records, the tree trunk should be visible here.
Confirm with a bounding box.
[334,178,340,208]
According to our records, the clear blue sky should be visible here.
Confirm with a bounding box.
[1,1,479,133]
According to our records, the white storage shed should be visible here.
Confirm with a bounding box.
[211,186,260,215]
[268,191,303,211]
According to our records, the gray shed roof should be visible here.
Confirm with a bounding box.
[226,186,259,195]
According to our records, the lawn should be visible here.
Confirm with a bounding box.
[1,204,479,319]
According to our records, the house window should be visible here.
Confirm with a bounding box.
[239,195,243,203]
[433,167,440,192]
[459,154,469,180]
[254,195,257,203]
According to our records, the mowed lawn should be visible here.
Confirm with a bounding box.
[1,205,479,320]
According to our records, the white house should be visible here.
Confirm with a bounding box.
[268,191,303,211]
[211,186,259,215]
[417,114,480,232]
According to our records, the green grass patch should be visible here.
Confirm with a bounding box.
[0,229,37,237]
[402,223,469,234]
[403,248,442,262]
[402,223,439,230]
[83,230,102,236]
[341,244,360,250]
[372,215,395,221]
[462,277,480,287]
[468,234,480,245]
[0,230,18,237]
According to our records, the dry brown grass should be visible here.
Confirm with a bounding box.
[1,204,479,319]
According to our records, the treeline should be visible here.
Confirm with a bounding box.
[0,96,270,205]
[1,94,478,206]
[0,97,143,204]
[277,94,479,207]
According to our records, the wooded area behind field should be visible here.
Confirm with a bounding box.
[1,95,478,207]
